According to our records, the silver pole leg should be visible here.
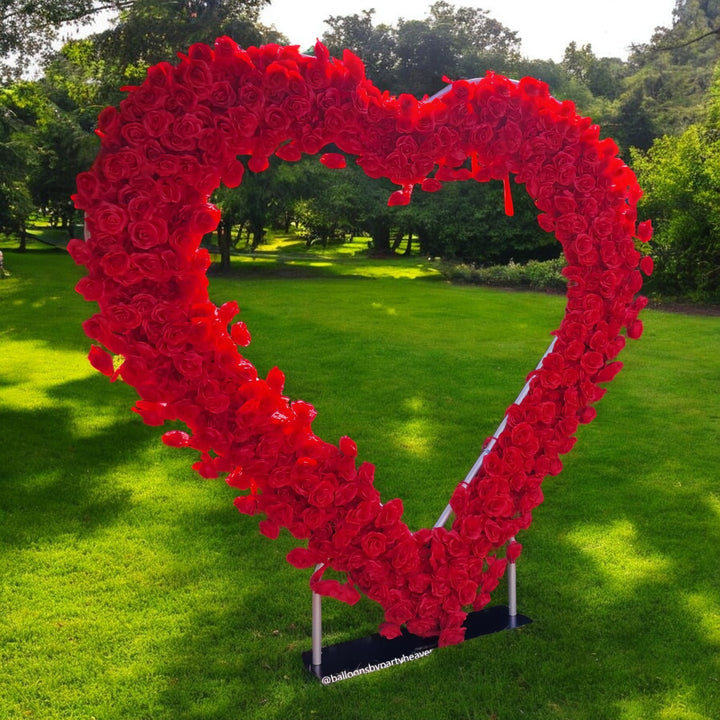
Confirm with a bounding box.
[434,338,557,530]
[507,538,517,628]
[311,590,322,671]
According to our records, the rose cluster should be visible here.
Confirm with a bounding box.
[69,39,652,647]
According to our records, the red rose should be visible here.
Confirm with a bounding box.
[378,622,403,640]
[239,80,265,113]
[66,238,93,267]
[388,539,418,574]
[305,57,331,90]
[580,351,604,375]
[120,122,149,146]
[406,618,439,637]
[308,479,336,508]
[438,626,466,647]
[189,204,221,236]
[360,531,387,558]
[131,252,173,283]
[73,172,105,208]
[88,345,115,376]
[96,105,122,143]
[197,380,231,414]
[385,599,415,625]
[346,500,378,526]
[264,104,291,131]
[129,219,168,249]
[209,81,237,108]
[92,202,128,235]
[141,109,175,138]
[171,351,204,379]
[106,303,141,332]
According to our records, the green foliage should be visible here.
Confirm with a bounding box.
[624,0,720,142]
[632,65,720,301]
[41,39,121,122]
[0,79,96,243]
[323,1,521,97]
[562,42,629,100]
[392,1,521,96]
[0,0,133,82]
[7,0,720,296]
[0,89,37,239]
[0,181,33,239]
[29,114,97,232]
[91,0,271,88]
[215,158,558,266]
[438,257,567,292]
[321,10,398,90]
[411,178,558,264]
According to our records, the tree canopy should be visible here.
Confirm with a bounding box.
[2,0,720,299]
[0,0,132,81]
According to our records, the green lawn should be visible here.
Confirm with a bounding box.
[1,243,719,720]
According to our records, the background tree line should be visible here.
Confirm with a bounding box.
[1,0,720,300]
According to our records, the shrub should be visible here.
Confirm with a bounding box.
[437,257,567,292]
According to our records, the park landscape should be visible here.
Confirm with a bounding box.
[1,0,720,719]
[1,229,719,719]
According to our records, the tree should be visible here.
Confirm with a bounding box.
[613,83,658,152]
[313,3,540,261]
[0,88,38,246]
[633,127,720,300]
[625,0,720,139]
[41,38,122,124]
[322,10,398,91]
[0,79,98,244]
[393,2,521,96]
[322,2,521,97]
[91,0,272,88]
[632,62,720,300]
[0,0,280,253]
[30,113,97,235]
[561,42,628,100]
[0,0,135,82]
[407,175,556,264]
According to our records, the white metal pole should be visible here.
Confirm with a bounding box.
[311,588,322,670]
[507,537,518,628]
[433,337,557,529]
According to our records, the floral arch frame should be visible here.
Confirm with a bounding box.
[69,39,653,647]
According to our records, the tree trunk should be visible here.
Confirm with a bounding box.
[369,218,392,255]
[217,221,231,272]
[250,221,265,249]
[404,233,413,256]
[391,229,403,252]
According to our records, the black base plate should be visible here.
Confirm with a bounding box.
[302,605,531,683]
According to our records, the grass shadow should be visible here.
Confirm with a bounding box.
[0,374,155,548]
[0,252,90,353]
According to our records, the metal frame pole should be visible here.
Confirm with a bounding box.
[311,588,322,672]
[507,536,518,628]
[434,337,556,529]
[309,339,555,662]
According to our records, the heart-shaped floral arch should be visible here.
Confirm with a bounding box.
[68,39,653,647]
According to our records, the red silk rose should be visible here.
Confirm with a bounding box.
[71,39,652,647]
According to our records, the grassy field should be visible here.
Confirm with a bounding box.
[1,239,719,720]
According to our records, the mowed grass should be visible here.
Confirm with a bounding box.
[1,242,719,720]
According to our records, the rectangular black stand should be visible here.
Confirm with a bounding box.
[302,604,531,683]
